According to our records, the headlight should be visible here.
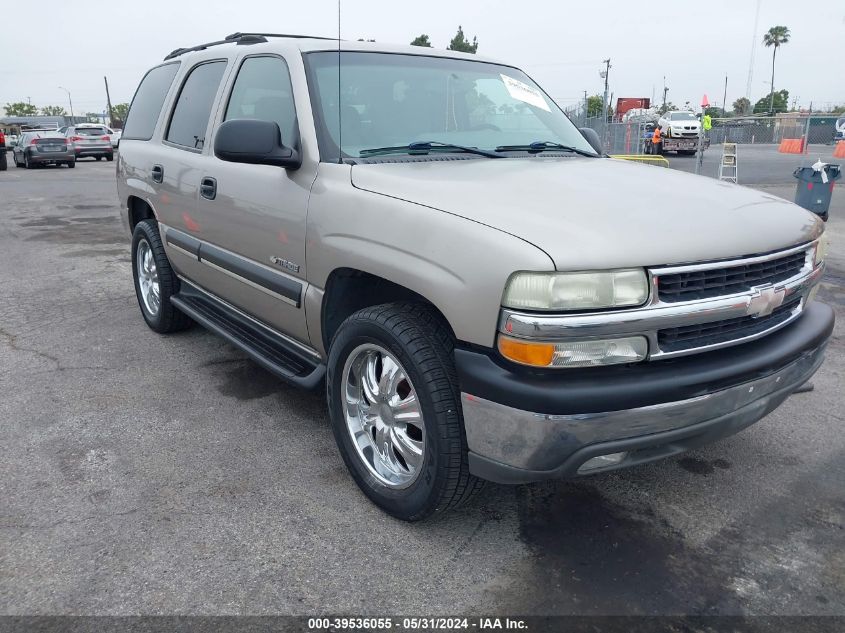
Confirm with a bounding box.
[498,335,648,368]
[813,236,828,267]
[502,269,649,311]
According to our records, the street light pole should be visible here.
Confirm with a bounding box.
[58,87,75,121]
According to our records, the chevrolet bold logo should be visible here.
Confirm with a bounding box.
[747,285,786,318]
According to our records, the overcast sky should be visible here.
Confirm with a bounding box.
[2,0,843,117]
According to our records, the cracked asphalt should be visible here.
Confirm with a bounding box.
[0,152,843,616]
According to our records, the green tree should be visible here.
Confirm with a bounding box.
[829,104,845,114]
[40,105,67,116]
[585,94,603,117]
[763,26,790,114]
[753,89,789,114]
[111,102,130,127]
[4,101,38,116]
[732,97,751,115]
[410,34,432,47]
[704,106,727,118]
[585,95,614,118]
[447,25,478,54]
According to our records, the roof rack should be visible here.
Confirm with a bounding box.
[163,32,337,61]
[225,32,338,41]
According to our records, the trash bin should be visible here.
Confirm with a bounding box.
[793,163,841,221]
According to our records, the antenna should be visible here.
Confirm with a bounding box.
[337,0,342,164]
[745,0,761,101]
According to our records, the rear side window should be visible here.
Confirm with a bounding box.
[224,56,297,145]
[123,63,180,141]
[166,61,227,149]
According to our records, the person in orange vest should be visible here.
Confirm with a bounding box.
[651,125,662,155]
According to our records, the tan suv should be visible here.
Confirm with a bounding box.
[117,33,833,520]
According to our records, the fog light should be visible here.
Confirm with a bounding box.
[498,335,648,368]
[577,452,628,474]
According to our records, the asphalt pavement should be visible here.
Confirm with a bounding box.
[1,151,843,616]
[664,142,840,185]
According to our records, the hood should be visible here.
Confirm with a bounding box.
[350,157,822,270]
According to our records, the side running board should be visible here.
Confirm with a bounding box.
[170,283,325,390]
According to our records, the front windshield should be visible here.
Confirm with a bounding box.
[670,112,697,121]
[305,51,595,159]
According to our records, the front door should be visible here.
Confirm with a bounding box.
[190,54,314,346]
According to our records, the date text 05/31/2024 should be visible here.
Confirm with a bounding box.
[307,617,528,630]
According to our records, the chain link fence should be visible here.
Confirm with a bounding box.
[567,109,843,154]
[707,115,841,145]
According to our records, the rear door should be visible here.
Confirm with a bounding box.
[152,59,229,287]
[185,53,314,345]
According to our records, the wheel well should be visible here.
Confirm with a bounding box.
[321,269,453,350]
[127,196,155,231]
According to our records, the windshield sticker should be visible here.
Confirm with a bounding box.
[500,74,550,112]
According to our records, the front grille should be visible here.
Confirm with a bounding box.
[657,250,807,303]
[657,297,800,353]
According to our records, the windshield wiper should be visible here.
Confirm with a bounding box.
[495,141,598,157]
[359,141,503,159]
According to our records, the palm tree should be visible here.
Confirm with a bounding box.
[763,26,790,114]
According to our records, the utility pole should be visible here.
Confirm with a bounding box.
[584,90,588,122]
[662,76,669,112]
[722,75,728,115]
[600,58,611,131]
[104,76,115,127]
[58,87,74,120]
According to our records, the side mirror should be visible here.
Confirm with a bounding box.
[579,127,604,155]
[214,119,300,170]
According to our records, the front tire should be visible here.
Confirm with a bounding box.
[131,219,192,333]
[327,303,482,521]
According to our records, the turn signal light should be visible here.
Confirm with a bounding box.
[497,337,555,367]
[498,334,648,368]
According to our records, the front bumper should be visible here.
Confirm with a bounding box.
[457,301,834,484]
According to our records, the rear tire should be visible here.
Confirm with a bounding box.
[95,156,102,161]
[327,302,483,521]
[67,161,76,169]
[131,219,193,334]
[106,154,113,162]
[24,153,31,169]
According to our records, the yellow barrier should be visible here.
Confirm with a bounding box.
[609,154,670,167]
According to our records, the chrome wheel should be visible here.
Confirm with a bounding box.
[342,343,425,489]
[136,239,160,316]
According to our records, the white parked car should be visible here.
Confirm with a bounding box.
[657,111,701,138]
[107,128,122,148]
